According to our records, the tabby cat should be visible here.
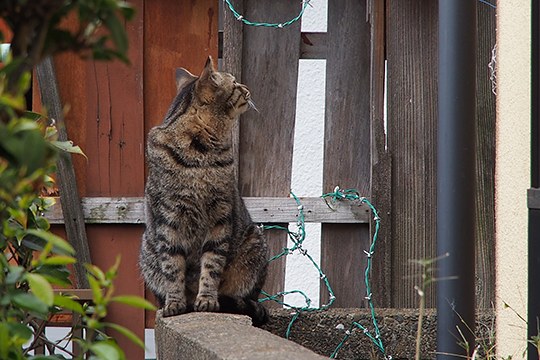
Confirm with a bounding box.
[139,56,269,326]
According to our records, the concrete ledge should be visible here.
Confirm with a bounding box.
[155,311,328,360]
[263,308,496,359]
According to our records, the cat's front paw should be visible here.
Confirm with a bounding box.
[194,294,219,312]
[162,300,187,317]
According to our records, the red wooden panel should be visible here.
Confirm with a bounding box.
[0,19,12,41]
[87,225,145,359]
[144,0,219,131]
[43,2,147,358]
[53,225,145,359]
[52,5,145,197]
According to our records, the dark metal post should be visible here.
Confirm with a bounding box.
[529,1,540,359]
[437,0,477,358]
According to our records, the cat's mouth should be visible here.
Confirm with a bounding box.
[237,88,258,112]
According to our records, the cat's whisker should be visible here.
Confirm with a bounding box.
[247,98,259,113]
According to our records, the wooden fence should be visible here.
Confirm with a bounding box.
[36,0,496,358]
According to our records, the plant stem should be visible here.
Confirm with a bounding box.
[415,287,425,360]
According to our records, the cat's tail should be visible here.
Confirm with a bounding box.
[218,295,269,327]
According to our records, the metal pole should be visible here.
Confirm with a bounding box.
[437,0,477,358]
[529,1,540,359]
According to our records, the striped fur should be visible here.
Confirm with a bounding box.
[139,57,268,326]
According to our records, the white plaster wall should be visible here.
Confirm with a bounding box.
[284,0,327,309]
[495,1,531,357]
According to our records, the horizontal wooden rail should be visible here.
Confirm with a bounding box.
[45,196,370,224]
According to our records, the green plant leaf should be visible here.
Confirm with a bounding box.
[26,273,54,306]
[105,255,121,280]
[5,265,24,285]
[12,293,49,315]
[23,111,43,121]
[117,2,136,21]
[88,275,103,303]
[103,14,128,54]
[105,322,145,349]
[0,94,25,111]
[85,263,106,283]
[90,341,122,360]
[50,140,87,159]
[0,322,9,360]
[111,295,156,310]
[7,323,32,342]
[25,229,74,255]
[37,265,72,287]
[41,255,77,266]
[53,294,84,315]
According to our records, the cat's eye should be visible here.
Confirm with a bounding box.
[210,73,221,85]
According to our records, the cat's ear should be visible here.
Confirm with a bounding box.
[176,68,198,91]
[200,56,215,79]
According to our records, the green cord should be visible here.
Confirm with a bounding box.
[261,191,335,339]
[223,0,311,29]
[322,187,387,358]
[261,187,389,358]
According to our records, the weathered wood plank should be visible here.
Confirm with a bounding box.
[369,0,392,308]
[238,0,302,303]
[222,0,244,181]
[219,31,327,60]
[475,3,496,309]
[36,57,91,290]
[320,0,372,308]
[46,197,145,224]
[246,197,370,223]
[386,0,438,308]
[300,32,327,59]
[46,197,370,224]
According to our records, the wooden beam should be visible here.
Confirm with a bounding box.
[36,57,91,289]
[45,196,371,225]
[46,197,145,224]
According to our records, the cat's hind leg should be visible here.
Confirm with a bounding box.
[218,295,269,327]
[219,225,269,325]
[220,225,268,298]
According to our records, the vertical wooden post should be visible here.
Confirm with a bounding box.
[321,0,372,307]
[474,2,496,309]
[238,0,302,299]
[369,0,392,308]
[386,0,438,308]
[223,0,244,182]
